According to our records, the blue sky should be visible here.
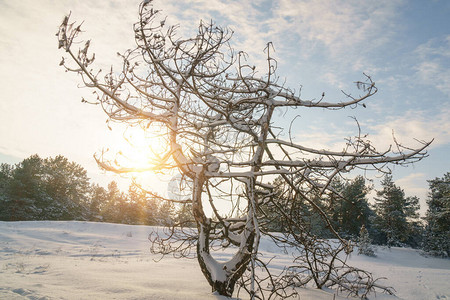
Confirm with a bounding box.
[0,0,449,214]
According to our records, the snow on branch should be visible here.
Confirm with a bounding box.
[57,0,431,297]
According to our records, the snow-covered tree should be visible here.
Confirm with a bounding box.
[41,155,91,220]
[0,155,91,221]
[358,225,376,257]
[260,176,330,237]
[57,1,430,297]
[0,163,12,192]
[0,164,13,219]
[372,175,421,247]
[423,173,450,257]
[0,156,44,220]
[126,183,160,225]
[88,183,108,220]
[331,176,373,239]
[157,200,176,226]
[175,202,195,228]
[99,181,126,223]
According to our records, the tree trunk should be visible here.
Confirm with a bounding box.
[191,173,255,297]
[196,221,255,297]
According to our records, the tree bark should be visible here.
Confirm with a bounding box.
[192,172,255,296]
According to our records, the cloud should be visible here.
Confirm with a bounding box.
[416,61,450,95]
[285,106,448,167]
[256,0,405,92]
[322,72,346,90]
[365,107,450,151]
[272,0,403,58]
[396,172,427,195]
[156,0,404,79]
[413,35,450,96]
[157,0,279,69]
[415,35,450,59]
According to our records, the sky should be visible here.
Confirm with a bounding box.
[0,0,449,215]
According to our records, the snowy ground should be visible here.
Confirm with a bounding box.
[0,221,449,300]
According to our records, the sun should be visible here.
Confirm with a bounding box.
[113,125,168,171]
[94,123,172,195]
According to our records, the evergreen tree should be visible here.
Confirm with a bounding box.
[403,195,423,248]
[176,202,195,227]
[331,176,373,239]
[89,184,108,221]
[2,155,47,220]
[41,155,90,220]
[101,181,127,223]
[0,163,15,220]
[372,175,420,247]
[357,225,376,257]
[0,155,91,221]
[125,183,159,225]
[157,200,176,226]
[423,173,450,257]
[0,163,13,191]
[261,176,331,236]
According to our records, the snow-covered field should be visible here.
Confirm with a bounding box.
[0,221,449,300]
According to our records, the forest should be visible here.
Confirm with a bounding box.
[1,154,448,258]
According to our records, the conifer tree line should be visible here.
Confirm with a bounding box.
[1,154,448,256]
[0,154,190,226]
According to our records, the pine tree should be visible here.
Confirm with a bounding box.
[176,202,195,227]
[3,155,47,220]
[404,195,423,248]
[358,225,376,257]
[89,184,108,221]
[0,163,15,220]
[0,155,93,221]
[372,175,420,247]
[0,163,12,191]
[262,176,330,236]
[125,183,159,225]
[158,200,176,226]
[41,155,90,220]
[101,181,127,223]
[423,173,450,257]
[332,176,373,239]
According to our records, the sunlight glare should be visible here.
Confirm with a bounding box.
[115,125,168,172]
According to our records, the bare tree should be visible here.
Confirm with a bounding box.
[57,1,430,297]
